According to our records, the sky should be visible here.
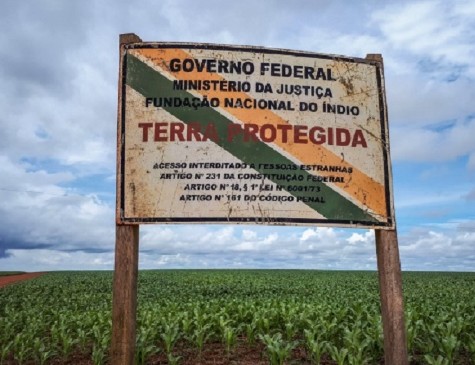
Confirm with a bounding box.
[0,0,474,272]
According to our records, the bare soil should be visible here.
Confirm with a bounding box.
[0,272,45,288]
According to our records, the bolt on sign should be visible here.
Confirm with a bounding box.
[117,43,395,228]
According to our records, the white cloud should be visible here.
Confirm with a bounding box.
[0,156,114,255]
[391,117,475,164]
[372,1,475,77]
[387,77,475,127]
[347,230,373,245]
[134,226,378,270]
[367,1,475,169]
[242,229,257,241]
[0,249,114,271]
[399,226,475,271]
[300,228,317,242]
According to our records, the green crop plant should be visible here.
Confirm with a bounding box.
[76,327,91,352]
[223,326,237,356]
[135,331,159,365]
[161,322,180,356]
[304,328,328,364]
[192,323,212,356]
[362,314,383,359]
[321,317,339,343]
[405,315,423,360]
[32,338,55,365]
[181,311,193,339]
[424,354,450,365]
[259,333,298,365]
[328,344,349,365]
[467,334,475,363]
[58,329,78,358]
[343,326,374,361]
[134,326,151,363]
[245,321,257,345]
[254,314,271,335]
[166,353,182,365]
[91,343,106,365]
[283,321,298,341]
[0,341,12,365]
[437,334,460,365]
[12,333,33,365]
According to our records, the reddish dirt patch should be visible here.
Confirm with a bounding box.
[0,272,45,288]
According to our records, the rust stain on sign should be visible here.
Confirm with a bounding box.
[117,43,394,228]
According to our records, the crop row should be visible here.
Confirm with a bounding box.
[0,270,474,364]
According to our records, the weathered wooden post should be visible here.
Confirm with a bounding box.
[366,53,409,365]
[111,33,142,365]
[376,228,409,365]
[111,225,139,364]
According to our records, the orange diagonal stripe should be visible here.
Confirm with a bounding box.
[134,48,387,218]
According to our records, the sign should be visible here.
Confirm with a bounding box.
[113,37,407,365]
[117,43,394,228]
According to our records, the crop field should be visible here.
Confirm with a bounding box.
[0,270,474,365]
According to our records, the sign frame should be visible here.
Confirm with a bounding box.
[117,42,395,229]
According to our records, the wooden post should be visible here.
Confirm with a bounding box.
[365,53,408,364]
[111,225,139,364]
[375,229,408,365]
[111,33,142,365]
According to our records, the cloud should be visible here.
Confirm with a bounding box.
[391,117,475,163]
[0,2,94,96]
[3,222,474,271]
[0,1,118,173]
[372,1,475,78]
[399,225,475,271]
[0,249,114,271]
[0,156,114,257]
[274,1,475,168]
[137,226,378,270]
[368,1,475,168]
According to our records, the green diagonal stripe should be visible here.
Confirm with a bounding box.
[125,54,377,223]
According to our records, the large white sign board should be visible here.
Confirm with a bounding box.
[117,43,394,228]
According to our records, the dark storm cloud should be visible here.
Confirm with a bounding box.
[0,237,53,258]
